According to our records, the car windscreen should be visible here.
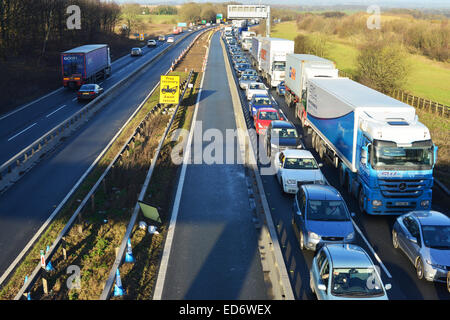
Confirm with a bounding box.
[331,268,384,297]
[258,111,280,121]
[249,84,264,90]
[421,225,450,249]
[283,157,319,170]
[80,84,95,91]
[253,98,271,105]
[307,200,350,221]
[271,127,297,138]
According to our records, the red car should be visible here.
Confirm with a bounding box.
[254,108,285,135]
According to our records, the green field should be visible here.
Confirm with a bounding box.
[141,14,180,25]
[271,21,450,106]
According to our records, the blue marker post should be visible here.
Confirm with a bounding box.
[124,238,135,263]
[113,268,124,297]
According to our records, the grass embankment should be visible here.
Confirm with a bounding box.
[270,21,450,106]
[0,71,187,300]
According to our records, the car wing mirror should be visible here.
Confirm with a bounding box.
[385,284,392,291]
[407,235,418,244]
[319,163,324,167]
[297,210,302,216]
[351,212,356,217]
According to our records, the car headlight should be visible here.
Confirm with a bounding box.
[286,179,296,185]
[308,232,321,240]
[346,232,355,240]
[426,259,446,269]
[372,200,382,207]
[420,200,430,208]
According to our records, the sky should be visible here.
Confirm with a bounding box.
[111,0,450,9]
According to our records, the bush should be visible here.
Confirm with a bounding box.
[294,33,329,57]
[356,39,410,94]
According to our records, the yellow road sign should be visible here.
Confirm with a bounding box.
[159,75,180,104]
[139,33,144,40]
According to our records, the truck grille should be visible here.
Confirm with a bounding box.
[379,179,428,198]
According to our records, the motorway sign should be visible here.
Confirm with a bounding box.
[177,22,187,27]
[201,20,206,24]
[159,75,180,104]
[139,33,144,41]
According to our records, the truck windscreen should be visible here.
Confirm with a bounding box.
[63,55,84,76]
[371,139,433,171]
[273,61,286,71]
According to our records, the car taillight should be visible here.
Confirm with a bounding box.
[90,92,95,94]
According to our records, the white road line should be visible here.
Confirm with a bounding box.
[72,97,77,101]
[46,105,67,118]
[0,88,64,121]
[152,50,208,301]
[7,123,37,141]
[351,219,393,278]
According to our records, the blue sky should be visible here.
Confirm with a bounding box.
[111,0,450,8]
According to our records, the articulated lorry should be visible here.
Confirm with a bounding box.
[61,44,111,88]
[259,38,294,88]
[284,54,338,128]
[305,77,437,215]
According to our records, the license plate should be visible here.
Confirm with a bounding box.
[396,202,408,206]
[83,93,89,95]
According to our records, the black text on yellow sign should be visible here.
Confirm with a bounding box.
[159,75,180,104]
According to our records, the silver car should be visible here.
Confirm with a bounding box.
[239,75,260,90]
[392,210,450,283]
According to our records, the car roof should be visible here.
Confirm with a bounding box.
[325,244,373,269]
[281,149,314,158]
[302,184,342,201]
[258,107,278,113]
[270,120,294,128]
[410,210,450,226]
[252,94,270,99]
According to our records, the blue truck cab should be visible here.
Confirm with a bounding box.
[305,78,437,215]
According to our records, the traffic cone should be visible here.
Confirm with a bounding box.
[113,268,124,297]
[45,246,54,271]
[124,238,135,263]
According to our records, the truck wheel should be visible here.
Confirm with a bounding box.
[319,144,324,159]
[358,188,365,213]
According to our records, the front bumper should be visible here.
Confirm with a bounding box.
[424,264,450,283]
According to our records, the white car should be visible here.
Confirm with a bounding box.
[167,36,174,43]
[130,47,142,56]
[274,149,326,194]
[239,75,260,90]
[246,82,268,101]
[147,40,157,47]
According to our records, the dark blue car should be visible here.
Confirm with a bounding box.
[276,81,286,96]
[248,94,272,118]
[292,184,356,251]
[264,120,301,156]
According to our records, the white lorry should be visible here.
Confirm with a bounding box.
[250,36,264,70]
[241,31,256,51]
[259,38,294,88]
[284,54,338,128]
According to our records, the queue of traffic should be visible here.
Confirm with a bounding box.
[222,25,450,298]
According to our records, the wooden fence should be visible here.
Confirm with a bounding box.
[338,70,449,119]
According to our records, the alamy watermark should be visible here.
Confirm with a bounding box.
[66,5,81,30]
[367,5,381,30]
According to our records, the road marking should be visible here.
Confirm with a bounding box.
[72,97,77,101]
[0,88,64,121]
[152,43,208,301]
[46,105,67,118]
[7,123,37,141]
[351,219,393,278]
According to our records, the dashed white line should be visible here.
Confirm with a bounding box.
[7,123,37,141]
[46,105,67,118]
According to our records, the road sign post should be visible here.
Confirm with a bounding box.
[159,75,180,105]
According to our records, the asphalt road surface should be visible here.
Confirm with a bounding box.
[223,37,450,300]
[160,32,268,300]
[0,28,209,277]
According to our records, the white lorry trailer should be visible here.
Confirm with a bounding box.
[259,38,294,88]
[241,31,256,51]
[305,77,437,215]
[284,54,338,128]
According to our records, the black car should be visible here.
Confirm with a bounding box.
[77,84,103,101]
[265,120,302,157]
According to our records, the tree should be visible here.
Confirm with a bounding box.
[121,3,141,38]
[356,39,410,94]
[294,34,328,58]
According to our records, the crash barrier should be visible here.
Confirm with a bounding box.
[100,70,194,299]
[14,70,193,300]
[0,28,211,194]
[338,70,449,119]
[221,36,295,300]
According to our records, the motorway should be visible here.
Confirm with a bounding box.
[222,36,450,300]
[158,32,268,299]
[0,28,209,277]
